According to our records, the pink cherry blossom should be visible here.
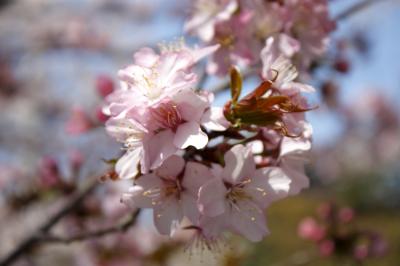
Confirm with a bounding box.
[121,155,213,235]
[197,145,291,242]
[104,42,224,178]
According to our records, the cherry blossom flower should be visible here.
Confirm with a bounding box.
[104,42,224,178]
[121,155,213,235]
[197,145,290,242]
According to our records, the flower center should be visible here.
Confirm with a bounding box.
[225,179,253,205]
[150,100,183,131]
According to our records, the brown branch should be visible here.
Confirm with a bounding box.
[39,209,140,244]
[0,177,101,266]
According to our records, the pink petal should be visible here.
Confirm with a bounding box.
[153,197,183,236]
[173,121,208,149]
[199,214,228,239]
[115,149,141,179]
[121,174,163,208]
[181,193,200,224]
[247,167,290,208]
[182,161,214,195]
[155,155,185,180]
[221,145,255,184]
[201,107,230,131]
[281,158,309,196]
[172,89,209,122]
[198,177,226,217]
[228,200,269,242]
[143,129,177,172]
[133,47,159,68]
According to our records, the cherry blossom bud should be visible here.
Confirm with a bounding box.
[39,156,61,188]
[96,75,114,98]
[298,217,325,242]
[95,105,109,123]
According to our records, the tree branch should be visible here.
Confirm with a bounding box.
[39,209,140,244]
[0,176,102,266]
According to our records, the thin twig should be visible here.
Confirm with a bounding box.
[334,0,389,21]
[0,177,101,266]
[40,209,140,244]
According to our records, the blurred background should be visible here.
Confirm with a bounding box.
[0,0,399,265]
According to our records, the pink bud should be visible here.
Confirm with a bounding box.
[319,240,335,257]
[96,75,114,97]
[95,105,110,123]
[338,207,354,224]
[39,156,60,188]
[298,217,325,242]
[65,107,93,135]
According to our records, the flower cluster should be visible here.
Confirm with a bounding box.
[103,32,316,245]
[298,203,388,261]
[185,0,335,75]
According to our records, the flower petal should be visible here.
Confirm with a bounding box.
[201,107,230,131]
[221,145,255,184]
[153,197,183,236]
[172,89,209,122]
[228,200,269,242]
[143,129,177,172]
[198,177,226,217]
[121,173,163,208]
[173,121,208,149]
[182,161,214,195]
[155,155,185,180]
[115,149,141,179]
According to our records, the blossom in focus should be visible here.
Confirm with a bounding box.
[198,144,290,241]
[122,155,213,235]
[104,43,223,178]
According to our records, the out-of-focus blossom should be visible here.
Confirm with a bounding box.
[298,217,325,241]
[185,0,335,75]
[184,0,238,42]
[299,202,388,261]
[96,75,115,98]
[39,156,61,188]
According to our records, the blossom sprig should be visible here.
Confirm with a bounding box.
[100,33,317,247]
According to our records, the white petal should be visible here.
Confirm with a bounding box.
[115,149,141,179]
[173,122,208,149]
[201,107,230,131]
